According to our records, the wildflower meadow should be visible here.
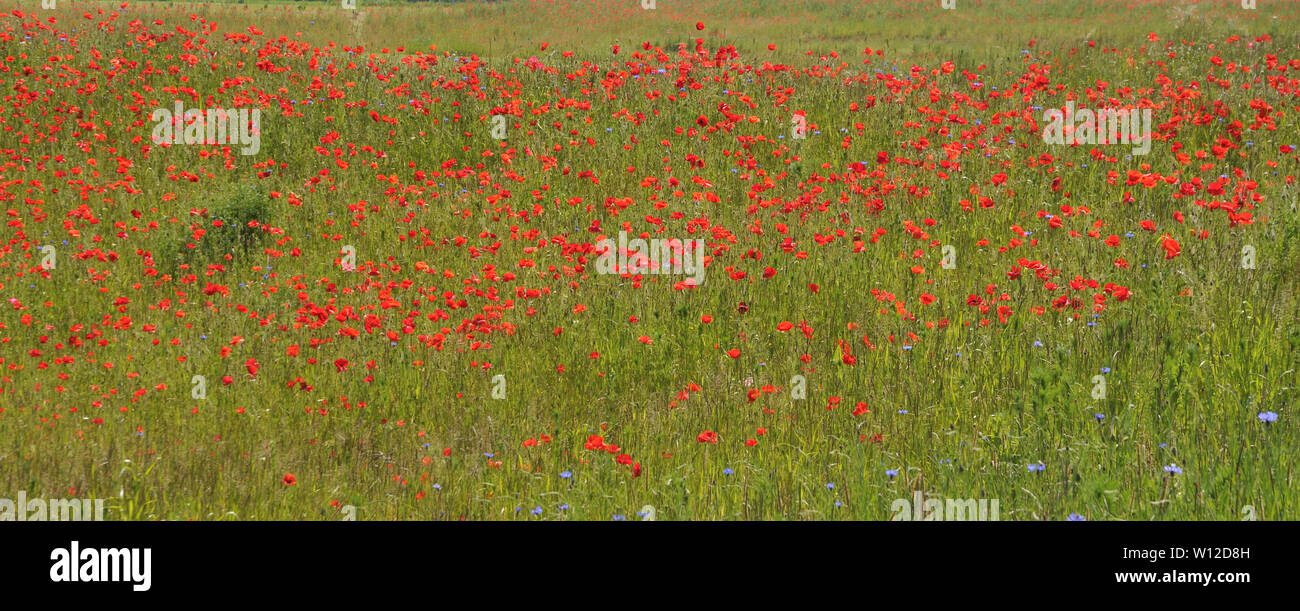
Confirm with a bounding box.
[0,0,1296,521]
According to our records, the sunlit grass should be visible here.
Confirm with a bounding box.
[0,0,1295,521]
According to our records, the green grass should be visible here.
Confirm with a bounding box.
[0,0,1296,521]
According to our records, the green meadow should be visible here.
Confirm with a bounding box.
[0,0,1296,520]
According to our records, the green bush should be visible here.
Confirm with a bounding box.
[161,183,270,272]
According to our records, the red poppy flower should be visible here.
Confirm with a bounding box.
[1161,236,1181,259]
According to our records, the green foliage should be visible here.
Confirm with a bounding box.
[162,183,270,273]
[1,0,1295,521]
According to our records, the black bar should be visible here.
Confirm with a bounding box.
[2,521,1288,598]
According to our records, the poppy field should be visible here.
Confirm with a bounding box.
[0,0,1297,521]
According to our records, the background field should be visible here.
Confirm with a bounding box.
[0,0,1297,520]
